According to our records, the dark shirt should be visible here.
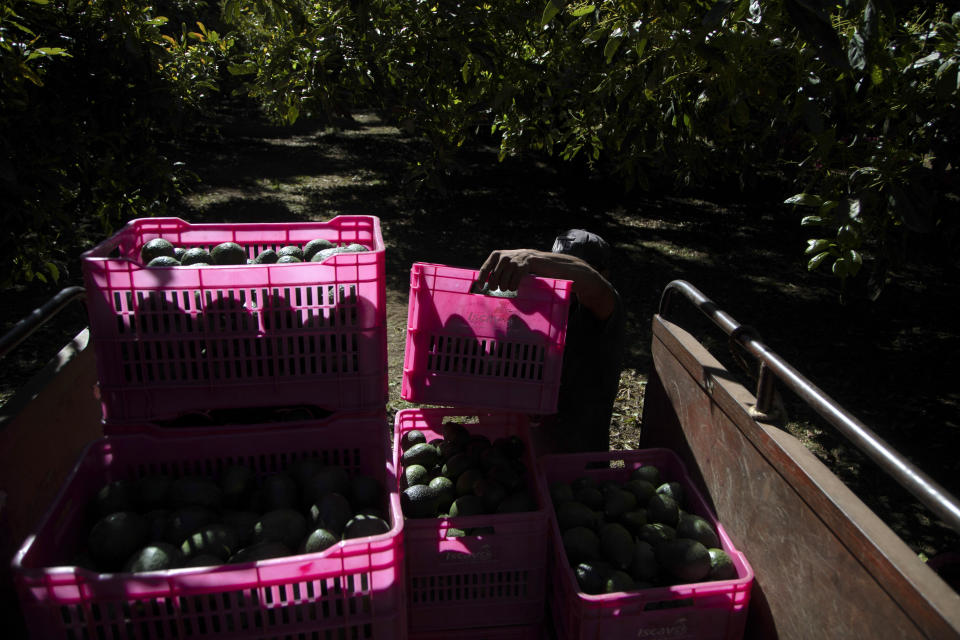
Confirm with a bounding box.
[545,287,626,453]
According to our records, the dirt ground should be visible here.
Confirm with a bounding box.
[2,106,958,561]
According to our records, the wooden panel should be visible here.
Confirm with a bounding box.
[640,315,960,640]
[0,330,103,572]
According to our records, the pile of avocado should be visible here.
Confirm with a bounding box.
[399,423,538,525]
[550,464,737,595]
[139,237,369,267]
[75,460,391,573]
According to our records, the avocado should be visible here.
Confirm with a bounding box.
[277,245,304,261]
[220,510,259,546]
[402,442,440,469]
[603,489,638,520]
[301,528,339,554]
[599,522,635,570]
[636,523,676,547]
[402,484,439,519]
[220,464,256,509]
[169,476,223,510]
[676,514,720,549]
[604,570,636,593]
[441,422,470,447]
[448,494,485,517]
[174,247,186,261]
[647,493,680,528]
[180,524,241,561]
[303,466,351,503]
[556,500,599,532]
[455,468,484,497]
[137,475,172,510]
[574,486,603,511]
[228,541,292,564]
[289,457,324,488]
[310,247,343,262]
[575,561,614,595]
[303,238,336,261]
[181,247,214,266]
[400,430,427,451]
[479,446,509,471]
[93,479,140,517]
[343,514,390,539]
[428,476,456,512]
[619,509,649,536]
[628,540,659,583]
[563,526,600,563]
[140,238,176,264]
[308,493,353,536]
[342,243,368,252]
[631,465,661,487]
[436,439,463,459]
[124,543,184,573]
[403,464,431,489]
[707,547,737,580]
[253,248,279,264]
[276,255,302,263]
[656,538,712,584]
[144,509,172,541]
[147,256,181,267]
[211,242,247,265]
[163,506,220,545]
[349,474,383,510]
[623,478,656,505]
[486,462,523,492]
[254,509,308,551]
[440,453,474,480]
[262,472,299,511]
[656,481,686,507]
[472,477,506,513]
[88,511,149,572]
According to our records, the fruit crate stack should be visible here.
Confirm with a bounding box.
[11,217,408,639]
[396,263,573,638]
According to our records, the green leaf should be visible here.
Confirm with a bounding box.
[571,5,595,17]
[604,35,622,62]
[541,0,562,27]
[807,251,830,270]
[785,193,823,207]
[45,262,60,282]
[583,28,608,44]
[805,238,832,254]
[800,216,825,226]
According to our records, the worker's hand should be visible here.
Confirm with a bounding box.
[474,249,539,292]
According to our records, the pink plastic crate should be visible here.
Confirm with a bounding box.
[401,263,571,414]
[409,620,544,640]
[12,414,406,640]
[393,408,549,632]
[81,216,387,423]
[538,449,754,640]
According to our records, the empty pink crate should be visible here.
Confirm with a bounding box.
[12,414,406,640]
[393,408,549,632]
[401,263,571,414]
[81,216,387,423]
[538,448,753,640]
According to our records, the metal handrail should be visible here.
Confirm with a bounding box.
[0,286,86,361]
[658,279,960,536]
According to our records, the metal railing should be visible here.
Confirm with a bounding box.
[658,279,960,536]
[0,286,86,361]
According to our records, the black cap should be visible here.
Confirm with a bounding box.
[551,229,611,273]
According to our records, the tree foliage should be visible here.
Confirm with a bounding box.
[2,1,957,292]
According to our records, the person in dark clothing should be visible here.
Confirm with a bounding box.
[474,229,626,454]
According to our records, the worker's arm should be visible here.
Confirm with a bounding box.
[474,249,617,321]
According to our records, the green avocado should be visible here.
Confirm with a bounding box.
[343,514,390,539]
[228,541,292,564]
[303,238,336,261]
[254,509,308,551]
[140,238,176,264]
[88,511,149,572]
[181,247,214,266]
[253,248,279,264]
[656,538,712,584]
[210,241,247,265]
[180,524,241,561]
[147,256,180,267]
[124,543,184,573]
[402,484,439,519]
